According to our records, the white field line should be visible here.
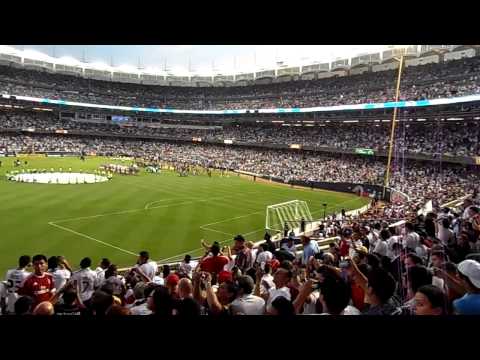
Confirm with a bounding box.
[144,198,176,210]
[200,227,234,237]
[199,210,264,228]
[50,190,262,225]
[48,222,138,256]
[199,210,264,238]
[52,208,145,224]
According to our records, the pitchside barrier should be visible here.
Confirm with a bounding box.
[234,170,389,201]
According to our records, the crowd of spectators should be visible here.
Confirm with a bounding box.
[1,56,480,109]
[2,111,480,156]
[1,132,478,218]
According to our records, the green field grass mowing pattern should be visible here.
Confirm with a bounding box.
[0,156,369,274]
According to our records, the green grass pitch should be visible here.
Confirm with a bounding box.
[0,156,369,274]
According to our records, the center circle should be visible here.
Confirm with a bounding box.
[9,172,110,184]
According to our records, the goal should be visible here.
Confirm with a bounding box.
[266,200,313,234]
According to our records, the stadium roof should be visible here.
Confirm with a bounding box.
[1,45,403,76]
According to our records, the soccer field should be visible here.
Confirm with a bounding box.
[0,156,369,274]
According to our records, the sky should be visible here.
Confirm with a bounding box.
[6,45,401,75]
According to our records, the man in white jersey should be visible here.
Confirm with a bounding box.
[134,251,156,282]
[70,257,97,302]
[94,258,111,289]
[2,255,31,314]
[403,222,420,251]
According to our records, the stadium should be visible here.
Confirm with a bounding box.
[1,44,480,316]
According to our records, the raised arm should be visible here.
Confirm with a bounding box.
[293,279,315,314]
[433,268,467,297]
[348,258,368,292]
[203,273,223,315]
[201,239,211,252]
[192,272,206,305]
[132,267,152,283]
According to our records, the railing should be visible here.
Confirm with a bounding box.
[4,91,480,115]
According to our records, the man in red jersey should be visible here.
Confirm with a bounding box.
[18,254,55,307]
[200,243,229,278]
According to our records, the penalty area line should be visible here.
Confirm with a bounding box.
[144,198,176,210]
[48,222,138,256]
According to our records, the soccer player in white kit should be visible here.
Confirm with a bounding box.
[70,257,97,302]
[1,255,31,314]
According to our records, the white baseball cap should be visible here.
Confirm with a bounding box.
[458,260,480,289]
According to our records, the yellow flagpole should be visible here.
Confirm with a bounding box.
[383,55,405,198]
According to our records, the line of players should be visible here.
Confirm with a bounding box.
[174,163,232,178]
[134,156,230,178]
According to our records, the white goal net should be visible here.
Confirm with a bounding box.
[266,200,313,233]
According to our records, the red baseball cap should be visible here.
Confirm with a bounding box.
[166,273,180,286]
[218,270,233,284]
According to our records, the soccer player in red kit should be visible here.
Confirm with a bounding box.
[18,254,55,307]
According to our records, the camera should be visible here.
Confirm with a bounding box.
[339,260,351,269]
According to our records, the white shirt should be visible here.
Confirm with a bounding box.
[415,245,429,260]
[367,232,376,251]
[303,291,320,315]
[432,276,445,292]
[348,240,363,258]
[95,267,106,288]
[373,241,388,257]
[224,256,236,272]
[230,294,266,315]
[178,262,193,278]
[129,301,152,315]
[463,206,474,220]
[266,286,291,312]
[437,227,454,246]
[52,268,71,290]
[148,261,158,276]
[249,249,258,268]
[103,276,124,296]
[386,236,401,259]
[281,243,296,255]
[137,262,156,281]
[153,276,164,285]
[71,268,97,302]
[404,232,420,250]
[260,274,275,296]
[256,251,273,266]
[342,305,361,315]
[4,268,30,314]
[368,230,380,252]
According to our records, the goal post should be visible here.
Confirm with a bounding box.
[266,200,313,234]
